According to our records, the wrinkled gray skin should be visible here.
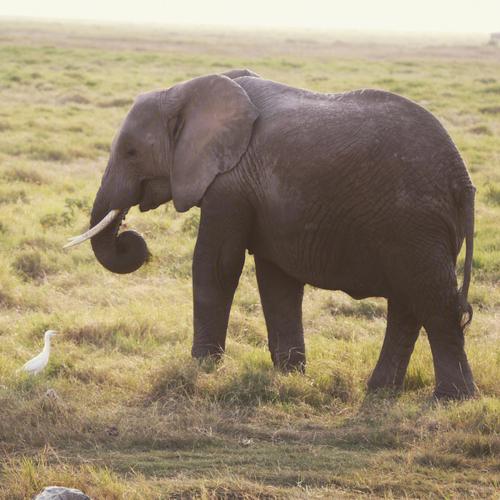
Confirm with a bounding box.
[90,68,476,399]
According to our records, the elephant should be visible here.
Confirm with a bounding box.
[67,68,476,399]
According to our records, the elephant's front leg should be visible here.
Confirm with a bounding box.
[255,256,305,372]
[191,202,249,360]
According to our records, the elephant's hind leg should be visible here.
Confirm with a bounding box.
[368,299,421,392]
[422,295,476,399]
[406,256,475,399]
[254,256,305,372]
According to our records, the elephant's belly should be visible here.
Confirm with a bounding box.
[249,218,390,299]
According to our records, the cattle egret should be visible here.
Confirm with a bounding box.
[22,330,57,375]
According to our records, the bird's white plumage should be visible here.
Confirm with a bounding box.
[22,330,57,375]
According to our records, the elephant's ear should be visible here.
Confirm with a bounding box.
[167,75,259,212]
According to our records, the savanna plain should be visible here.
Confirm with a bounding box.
[0,21,499,499]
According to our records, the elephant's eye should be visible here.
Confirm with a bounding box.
[126,148,137,158]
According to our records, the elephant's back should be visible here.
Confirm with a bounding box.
[238,77,472,206]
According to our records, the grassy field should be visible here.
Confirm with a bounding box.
[0,20,499,498]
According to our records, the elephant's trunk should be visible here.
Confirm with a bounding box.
[89,185,149,274]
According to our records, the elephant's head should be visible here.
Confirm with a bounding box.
[66,74,259,273]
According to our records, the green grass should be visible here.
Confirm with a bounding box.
[0,20,499,499]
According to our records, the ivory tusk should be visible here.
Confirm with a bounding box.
[63,209,120,249]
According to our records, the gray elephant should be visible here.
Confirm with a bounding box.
[67,69,476,399]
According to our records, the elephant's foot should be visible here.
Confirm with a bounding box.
[254,255,306,374]
[425,311,477,400]
[367,342,417,393]
[433,358,477,400]
[433,385,477,400]
[367,363,406,393]
[191,343,224,362]
[273,347,306,373]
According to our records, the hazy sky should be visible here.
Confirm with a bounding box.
[1,0,499,33]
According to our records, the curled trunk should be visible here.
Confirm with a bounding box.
[90,187,149,274]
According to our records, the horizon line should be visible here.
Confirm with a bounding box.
[0,15,496,37]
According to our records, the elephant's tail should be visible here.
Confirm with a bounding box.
[458,185,475,329]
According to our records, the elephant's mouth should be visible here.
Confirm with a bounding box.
[138,177,172,213]
[114,207,130,235]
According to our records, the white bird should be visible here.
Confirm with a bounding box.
[22,330,57,375]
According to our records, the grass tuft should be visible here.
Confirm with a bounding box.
[447,433,500,457]
[484,183,500,206]
[214,354,277,405]
[479,105,500,115]
[469,124,493,135]
[147,355,200,401]
[3,166,48,184]
[13,251,51,281]
[1,449,148,500]
[315,365,361,403]
[0,188,29,204]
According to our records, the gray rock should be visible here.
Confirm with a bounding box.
[34,486,90,500]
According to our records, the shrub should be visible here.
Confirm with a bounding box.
[469,125,493,136]
[0,189,29,205]
[482,84,500,94]
[40,211,74,228]
[13,251,50,281]
[3,167,47,185]
[479,106,500,115]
